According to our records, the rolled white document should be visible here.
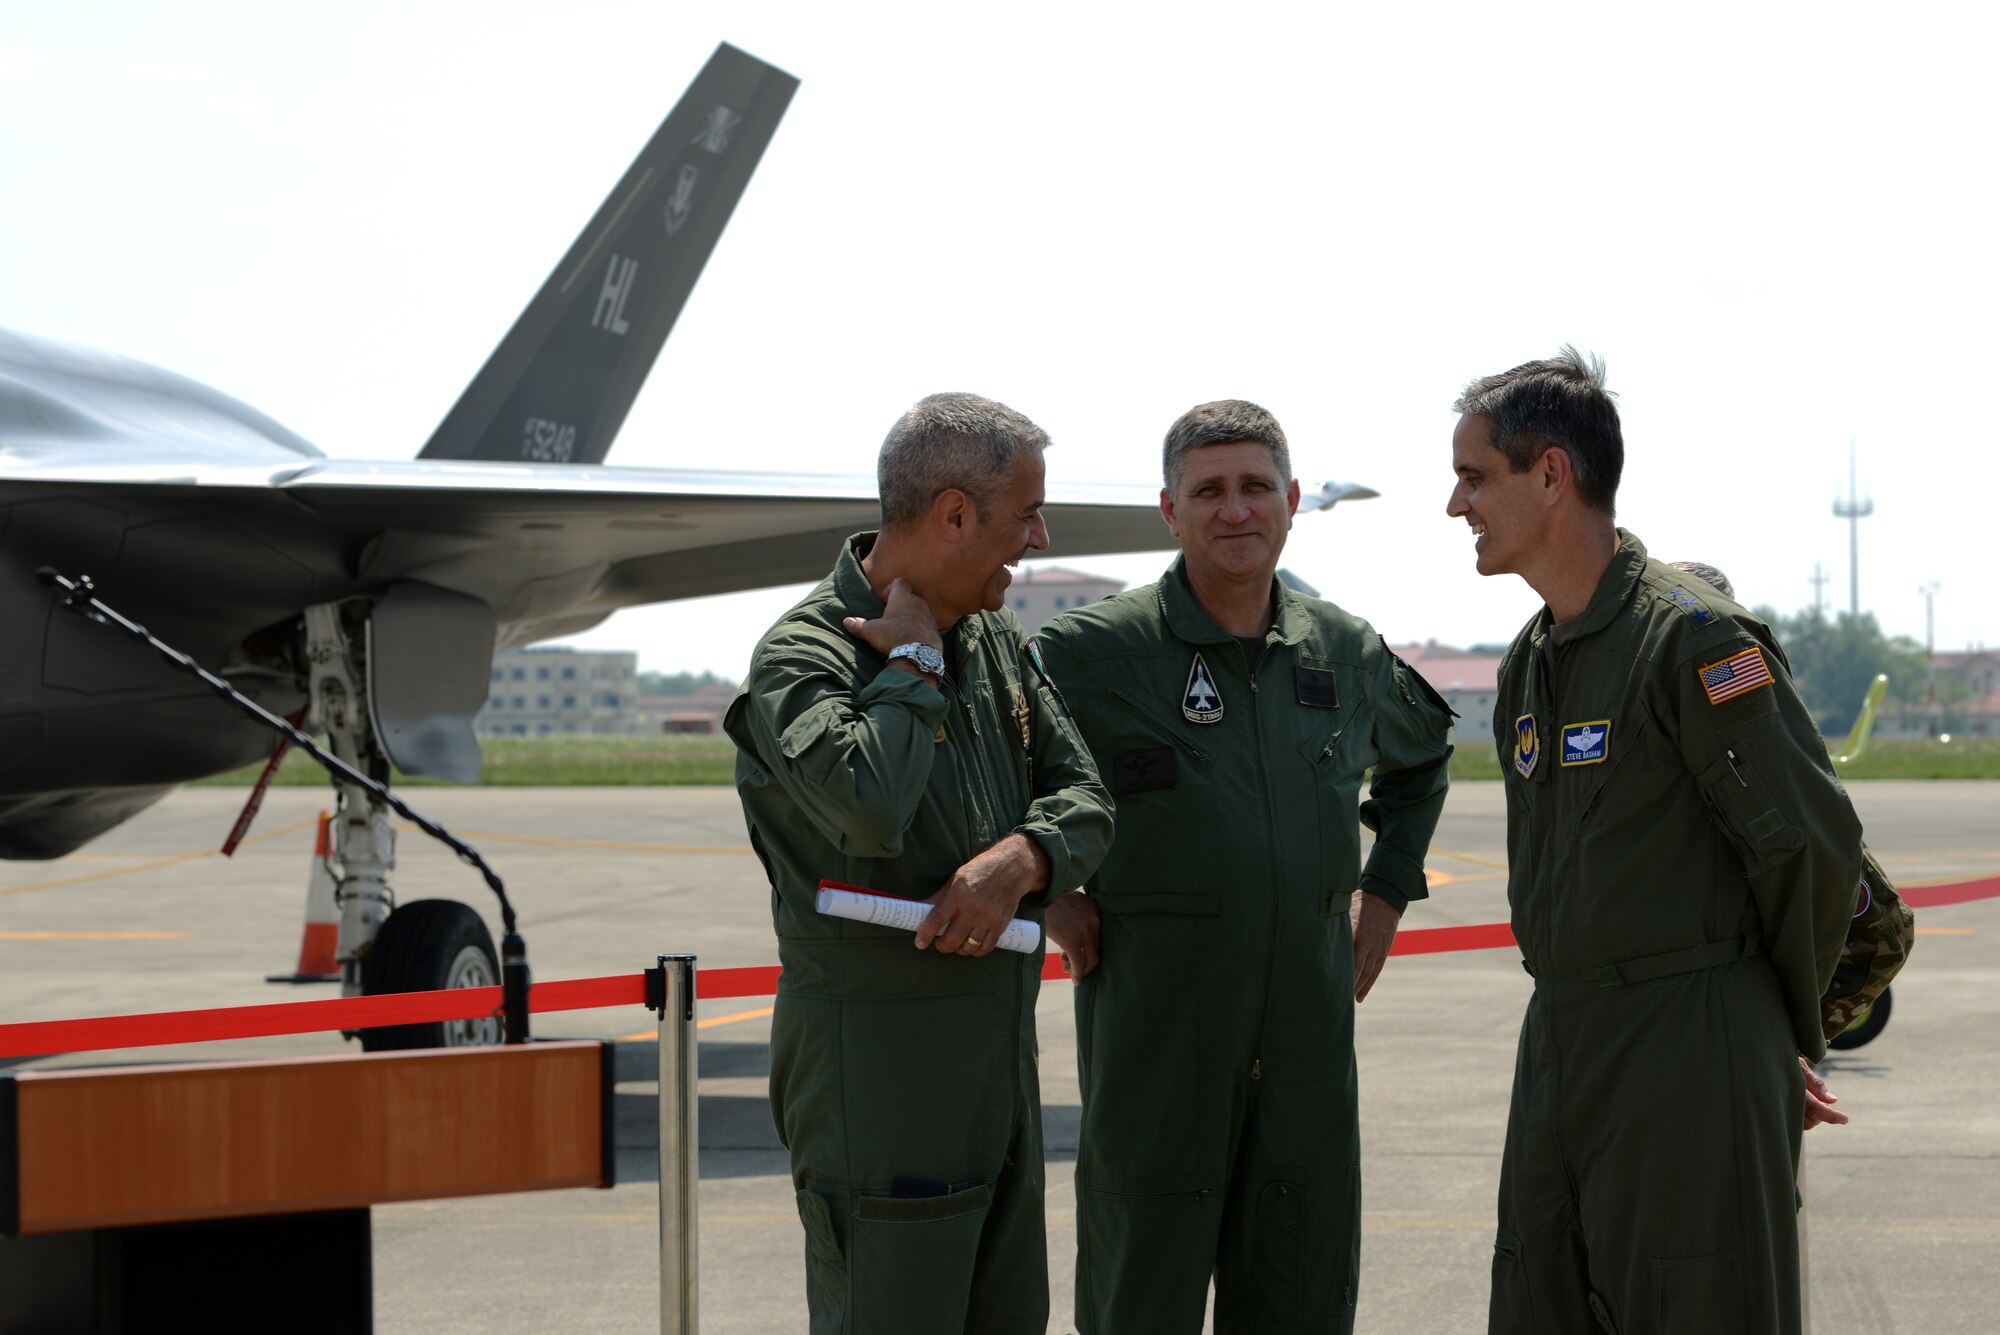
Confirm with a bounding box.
[814,884,1043,954]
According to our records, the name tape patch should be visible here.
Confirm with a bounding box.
[1560,719,1611,766]
[1296,666,1339,709]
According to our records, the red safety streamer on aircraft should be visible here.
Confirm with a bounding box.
[2,875,1992,1060]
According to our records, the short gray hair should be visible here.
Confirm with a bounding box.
[1453,346,1622,513]
[877,392,1050,530]
[1162,400,1291,495]
[1669,560,1735,601]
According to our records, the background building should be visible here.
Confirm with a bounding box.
[632,683,737,735]
[479,647,639,736]
[1007,565,1126,634]
[1388,641,1503,744]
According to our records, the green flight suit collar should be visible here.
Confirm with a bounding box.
[1541,528,1649,644]
[833,530,989,669]
[1157,554,1312,647]
[832,532,887,620]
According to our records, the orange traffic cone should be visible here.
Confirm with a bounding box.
[266,811,342,983]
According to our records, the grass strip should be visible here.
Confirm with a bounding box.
[192,735,2000,788]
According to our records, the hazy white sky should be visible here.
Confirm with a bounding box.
[5,2,1992,675]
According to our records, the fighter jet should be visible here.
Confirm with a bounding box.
[0,43,1373,1047]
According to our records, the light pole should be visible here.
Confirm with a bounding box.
[1920,582,1941,736]
[1832,442,1872,619]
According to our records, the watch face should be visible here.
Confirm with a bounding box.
[892,642,944,676]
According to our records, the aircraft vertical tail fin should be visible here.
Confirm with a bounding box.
[1836,673,1889,764]
[417,43,798,465]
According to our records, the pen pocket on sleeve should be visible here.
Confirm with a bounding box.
[848,1182,995,1330]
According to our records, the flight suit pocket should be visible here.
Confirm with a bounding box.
[1256,1180,1306,1324]
[1490,1227,1538,1330]
[1302,713,1361,917]
[1651,1250,1742,1333]
[778,697,846,783]
[850,1182,995,1332]
[1096,892,1221,916]
[1697,752,1805,876]
[795,1187,847,1334]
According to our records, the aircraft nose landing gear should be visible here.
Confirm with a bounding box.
[359,899,503,1051]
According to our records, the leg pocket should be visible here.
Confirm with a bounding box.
[795,1188,847,1335]
[850,1182,996,1333]
[1651,1251,1742,1334]
[1256,1180,1306,1325]
[1490,1227,1538,1333]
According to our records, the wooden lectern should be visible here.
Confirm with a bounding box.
[0,1040,613,1333]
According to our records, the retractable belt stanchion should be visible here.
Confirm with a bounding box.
[649,954,700,1334]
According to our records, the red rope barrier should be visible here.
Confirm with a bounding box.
[1902,874,2000,909]
[2,875,1989,1060]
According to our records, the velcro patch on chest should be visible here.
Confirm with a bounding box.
[1112,747,1178,795]
[1559,720,1610,766]
[1295,666,1339,708]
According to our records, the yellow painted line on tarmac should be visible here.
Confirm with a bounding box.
[0,817,318,898]
[0,930,196,940]
[1901,868,2000,886]
[1429,846,1509,871]
[1916,927,1976,936]
[392,824,750,855]
[616,1005,776,1043]
[1424,870,1461,887]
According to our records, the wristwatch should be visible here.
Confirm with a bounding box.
[887,642,946,680]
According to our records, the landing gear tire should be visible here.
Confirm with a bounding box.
[359,899,502,1052]
[1828,986,1893,1051]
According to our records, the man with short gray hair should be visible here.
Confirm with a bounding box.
[726,391,1113,1334]
[1038,398,1454,1333]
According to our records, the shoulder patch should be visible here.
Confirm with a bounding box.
[1699,646,1774,706]
[1710,685,1780,731]
[1514,714,1540,778]
[1664,586,1716,625]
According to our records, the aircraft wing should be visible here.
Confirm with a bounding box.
[2,460,1171,649]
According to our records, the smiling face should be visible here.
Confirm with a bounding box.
[1448,412,1557,577]
[958,448,1050,615]
[1161,440,1301,589]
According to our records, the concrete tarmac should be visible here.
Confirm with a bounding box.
[1,782,1994,1333]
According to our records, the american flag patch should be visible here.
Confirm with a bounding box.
[1699,647,1773,705]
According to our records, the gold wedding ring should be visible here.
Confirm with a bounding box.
[966,935,983,948]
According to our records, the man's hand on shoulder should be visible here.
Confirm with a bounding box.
[915,834,1051,957]
[843,578,944,683]
[1045,890,1102,979]
[1352,889,1403,1002]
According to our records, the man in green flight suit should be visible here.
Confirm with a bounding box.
[1035,400,1456,1335]
[1444,349,1866,1335]
[724,392,1114,1335]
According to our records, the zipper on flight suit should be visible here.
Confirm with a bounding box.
[1243,634,1290,1099]
[1103,688,1212,766]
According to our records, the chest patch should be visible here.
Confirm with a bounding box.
[1112,746,1178,795]
[1514,714,1540,779]
[1008,682,1031,752]
[1560,719,1611,766]
[1183,652,1224,724]
[1295,666,1339,709]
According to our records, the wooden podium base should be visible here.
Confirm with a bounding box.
[0,1207,372,1334]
